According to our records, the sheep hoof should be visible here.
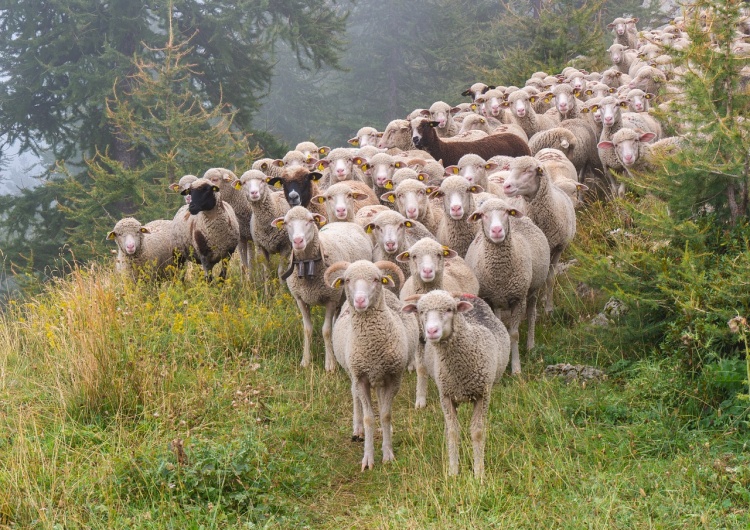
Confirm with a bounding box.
[351,435,364,443]
[361,455,374,471]
[415,398,427,409]
[325,362,337,372]
[382,452,395,463]
[299,358,309,368]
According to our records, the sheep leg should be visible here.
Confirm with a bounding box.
[470,393,490,481]
[294,296,314,368]
[440,394,460,476]
[526,291,539,351]
[498,304,523,375]
[377,381,400,463]
[351,378,364,442]
[322,301,339,372]
[544,249,563,314]
[414,343,428,409]
[357,377,375,471]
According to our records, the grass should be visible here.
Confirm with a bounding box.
[1,256,749,529]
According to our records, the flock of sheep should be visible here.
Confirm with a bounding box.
[106,10,746,478]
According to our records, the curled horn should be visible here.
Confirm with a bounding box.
[403,293,423,303]
[323,261,351,286]
[374,260,405,291]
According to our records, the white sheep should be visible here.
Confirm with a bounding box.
[272,206,373,371]
[465,198,550,374]
[108,217,183,280]
[364,209,437,280]
[420,101,461,138]
[348,126,381,148]
[503,90,557,138]
[597,129,681,179]
[311,181,380,222]
[326,260,418,470]
[402,290,510,479]
[428,175,485,257]
[380,178,444,235]
[503,156,577,313]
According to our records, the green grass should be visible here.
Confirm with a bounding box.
[1,258,749,529]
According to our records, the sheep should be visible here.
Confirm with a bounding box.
[420,101,460,137]
[378,119,417,152]
[475,88,510,122]
[428,176,485,257]
[504,90,558,139]
[465,198,550,375]
[272,206,373,371]
[396,237,479,301]
[232,170,291,277]
[326,260,418,470]
[107,217,183,280]
[358,152,405,199]
[268,166,326,217]
[503,156,577,314]
[169,174,197,199]
[252,158,284,180]
[565,70,588,97]
[401,290,510,479]
[203,168,254,273]
[411,117,531,168]
[405,158,448,185]
[607,43,638,74]
[461,82,495,101]
[457,114,529,142]
[348,126,381,148]
[170,174,198,259]
[317,147,369,188]
[528,119,601,183]
[185,177,241,282]
[311,181,380,223]
[597,129,682,179]
[296,142,330,169]
[543,83,583,121]
[579,96,604,137]
[627,65,667,96]
[583,82,616,100]
[624,88,654,113]
[364,209,437,280]
[535,148,588,207]
[601,68,632,89]
[608,17,638,49]
[380,178,444,235]
[353,204,390,229]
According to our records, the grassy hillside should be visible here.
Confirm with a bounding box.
[1,239,748,529]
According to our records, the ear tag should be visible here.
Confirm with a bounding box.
[387,194,395,203]
[404,220,413,228]
[509,209,518,217]
[442,249,451,256]
[384,181,393,190]
[395,162,402,168]
[333,278,344,288]
[233,181,242,190]
[417,174,425,181]
[536,167,544,175]
[452,167,459,174]
[212,185,220,192]
[366,225,373,234]
[381,277,389,284]
[273,181,282,188]
[317,163,324,171]
[261,163,268,170]
[316,197,325,204]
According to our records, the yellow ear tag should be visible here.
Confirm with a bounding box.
[274,220,285,229]
[452,167,459,174]
[333,278,344,288]
[509,209,518,217]
[317,163,324,171]
[233,181,242,190]
[471,104,477,111]
[544,97,551,103]
[212,185,220,192]
[366,225,373,233]
[404,221,413,228]
[395,162,402,168]
[352,140,359,146]
[384,181,393,190]
[401,252,410,259]
[536,167,544,175]
[381,277,389,284]
[107,232,116,240]
[480,118,486,124]
[273,181,282,188]
[316,197,325,204]
[442,249,451,256]
[261,163,268,170]
[387,194,395,203]
[418,174,425,181]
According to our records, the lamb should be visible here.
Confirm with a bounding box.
[503,89,557,138]
[401,290,510,479]
[203,168,254,273]
[503,157,577,314]
[326,260,418,470]
[411,117,531,168]
[311,181,380,223]
[232,169,291,276]
[268,166,326,217]
[348,126,381,148]
[107,217,184,280]
[608,43,638,74]
[364,209,437,280]
[185,177,241,282]
[624,88,654,113]
[396,237,479,301]
[465,198,550,375]
[272,206,373,371]
[597,129,681,179]
[428,176,485,257]
[380,178,444,235]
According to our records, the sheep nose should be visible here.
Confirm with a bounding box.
[293,236,304,246]
[451,205,463,215]
[426,325,439,336]
[354,295,367,308]
[412,136,420,144]
[624,155,633,163]
[336,207,347,218]
[422,266,434,276]
[406,208,417,218]
[491,226,504,238]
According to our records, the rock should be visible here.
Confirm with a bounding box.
[544,363,606,383]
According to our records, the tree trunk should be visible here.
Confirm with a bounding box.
[530,0,543,20]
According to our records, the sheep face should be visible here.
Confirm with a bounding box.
[551,85,575,115]
[503,158,542,199]
[318,150,355,182]
[188,181,220,215]
[331,261,394,312]
[237,174,268,202]
[313,184,369,221]
[432,177,483,220]
[469,201,522,244]
[402,291,473,342]
[382,181,428,221]
[626,90,651,112]
[273,207,326,252]
[598,131,656,167]
[268,168,323,208]
[107,219,149,255]
[378,120,410,149]
[596,98,627,127]
[608,17,628,36]
[172,174,197,204]
[411,118,437,148]
[365,218,413,255]
[366,157,398,188]
[397,241,456,284]
[608,44,626,64]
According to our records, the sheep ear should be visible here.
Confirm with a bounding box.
[608,87,616,93]
[365,223,376,234]
[469,185,484,193]
[353,156,365,166]
[576,183,590,191]
[316,160,329,171]
[351,192,369,201]
[394,161,404,169]
[468,212,483,222]
[536,166,544,175]
[500,101,510,108]
[597,140,615,149]
[331,278,344,289]
[417,172,429,181]
[419,109,431,117]
[508,208,523,217]
[428,121,440,128]
[381,275,395,287]
[484,162,499,172]
[470,103,478,112]
[425,186,439,195]
[348,138,359,146]
[403,220,414,228]
[401,303,419,314]
[450,106,462,115]
[268,177,283,188]
[232,180,243,190]
[580,107,590,114]
[618,101,628,108]
[260,162,269,170]
[444,165,459,175]
[584,89,593,96]
[360,163,371,171]
[590,104,600,112]
[639,132,656,142]
[442,247,458,259]
[169,183,180,192]
[381,192,396,204]
[139,227,150,234]
[309,172,323,182]
[107,231,116,240]
[211,185,220,192]
[429,189,445,199]
[271,217,286,229]
[645,93,654,99]
[383,180,394,190]
[273,159,285,167]
[318,146,331,156]
[311,195,326,204]
[395,251,410,263]
[312,214,327,226]
[461,89,472,97]
[456,301,474,313]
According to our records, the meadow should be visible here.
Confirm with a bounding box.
[1,216,749,529]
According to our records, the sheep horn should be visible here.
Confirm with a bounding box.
[374,260,405,291]
[323,261,351,287]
